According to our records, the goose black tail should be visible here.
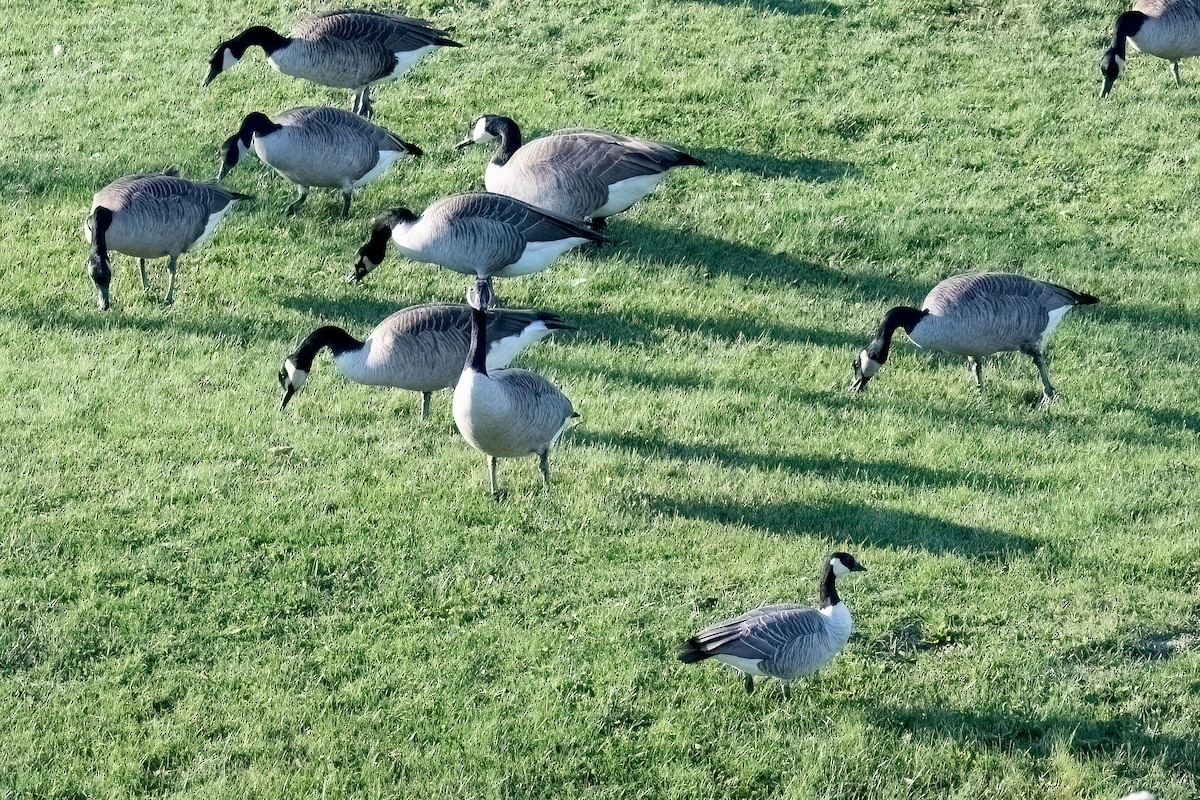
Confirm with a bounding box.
[1071,289,1099,305]
[536,311,577,332]
[678,637,711,664]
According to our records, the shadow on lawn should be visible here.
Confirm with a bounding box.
[640,493,1034,558]
[693,0,843,16]
[871,703,1198,766]
[691,148,858,182]
[3,302,293,346]
[568,307,861,350]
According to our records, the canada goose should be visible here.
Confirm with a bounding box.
[850,273,1098,406]
[454,115,704,230]
[348,193,606,306]
[204,9,462,117]
[679,552,867,697]
[278,303,573,419]
[218,107,422,217]
[452,287,577,496]
[83,171,248,310]
[1100,1,1200,97]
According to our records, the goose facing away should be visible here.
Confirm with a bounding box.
[279,303,573,419]
[454,115,704,229]
[219,107,422,217]
[204,9,462,116]
[452,288,577,496]
[850,273,1098,406]
[1100,1,1200,97]
[679,552,867,697]
[84,172,249,310]
[348,193,606,307]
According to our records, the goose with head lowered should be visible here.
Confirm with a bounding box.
[454,115,704,231]
[219,107,422,217]
[84,171,249,310]
[851,272,1098,406]
[1100,0,1200,97]
[452,281,577,496]
[679,552,867,698]
[348,193,606,307]
[279,303,573,419]
[204,9,462,117]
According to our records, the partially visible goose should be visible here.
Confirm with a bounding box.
[452,286,577,496]
[1100,1,1200,97]
[83,171,249,310]
[204,9,462,117]
[349,193,606,306]
[218,107,422,217]
[279,303,573,419]
[454,115,704,229]
[679,552,867,697]
[851,273,1098,406]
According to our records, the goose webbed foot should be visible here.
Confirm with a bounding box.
[285,187,309,217]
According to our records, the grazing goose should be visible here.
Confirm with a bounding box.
[454,115,704,229]
[679,552,867,697]
[279,303,573,419]
[1100,1,1200,97]
[218,107,422,217]
[850,273,1098,406]
[83,172,248,310]
[348,193,606,306]
[452,287,577,496]
[204,9,462,117]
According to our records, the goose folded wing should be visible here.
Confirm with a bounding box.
[692,604,824,660]
[459,194,603,243]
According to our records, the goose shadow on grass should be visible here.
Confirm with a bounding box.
[283,293,426,328]
[1,302,294,347]
[869,704,1197,766]
[690,148,857,182]
[567,307,861,350]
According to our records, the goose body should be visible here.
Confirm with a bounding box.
[349,193,605,305]
[83,172,248,309]
[456,115,704,226]
[279,303,572,419]
[205,9,462,116]
[680,553,866,696]
[1100,0,1200,96]
[219,107,421,217]
[851,273,1098,405]
[452,300,576,495]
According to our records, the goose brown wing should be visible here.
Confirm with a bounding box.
[295,10,460,82]
[444,193,604,244]
[689,604,824,661]
[526,131,702,184]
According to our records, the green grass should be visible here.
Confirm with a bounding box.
[2,0,1200,796]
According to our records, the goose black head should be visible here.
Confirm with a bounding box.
[456,114,502,149]
[217,112,278,180]
[204,27,285,86]
[1099,50,1125,98]
[850,341,886,393]
[346,208,416,283]
[278,356,308,411]
[828,552,866,576]
[466,278,493,310]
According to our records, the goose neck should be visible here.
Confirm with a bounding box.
[869,305,927,363]
[466,304,489,375]
[491,118,523,167]
[293,326,363,370]
[237,25,289,55]
[1111,11,1147,56]
[819,565,841,609]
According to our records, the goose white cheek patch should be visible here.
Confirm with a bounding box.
[859,351,881,378]
[284,359,308,388]
[222,49,240,70]
[831,558,851,576]
[472,117,494,142]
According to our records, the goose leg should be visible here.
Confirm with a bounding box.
[356,86,373,119]
[742,673,754,695]
[340,190,353,219]
[138,258,149,290]
[285,186,309,216]
[1031,352,1055,407]
[538,449,551,493]
[780,681,792,701]
[420,391,431,421]
[1172,61,1182,87]
[488,455,500,498]
[967,356,984,391]
[163,255,179,305]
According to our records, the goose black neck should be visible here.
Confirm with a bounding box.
[819,564,840,609]
[357,222,394,266]
[89,207,112,284]
[869,305,927,363]
[233,25,289,55]
[1111,11,1147,56]
[238,112,282,140]
[491,118,523,167]
[467,304,489,375]
[293,326,363,370]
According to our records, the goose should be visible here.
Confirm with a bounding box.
[679,552,867,697]
[278,303,573,419]
[1100,1,1200,97]
[850,273,1098,406]
[454,115,704,230]
[452,286,577,496]
[83,171,249,310]
[348,193,606,307]
[218,107,422,217]
[204,9,462,117]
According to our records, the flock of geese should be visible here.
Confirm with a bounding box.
[73,0,1195,718]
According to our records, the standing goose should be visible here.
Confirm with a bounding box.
[452,286,577,496]
[278,303,573,419]
[679,552,867,697]
[455,115,704,230]
[84,171,249,310]
[204,9,462,117]
[1100,1,1200,97]
[348,193,606,307]
[850,273,1098,406]
[218,107,422,217]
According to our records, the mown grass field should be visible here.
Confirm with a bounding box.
[2,0,1199,796]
